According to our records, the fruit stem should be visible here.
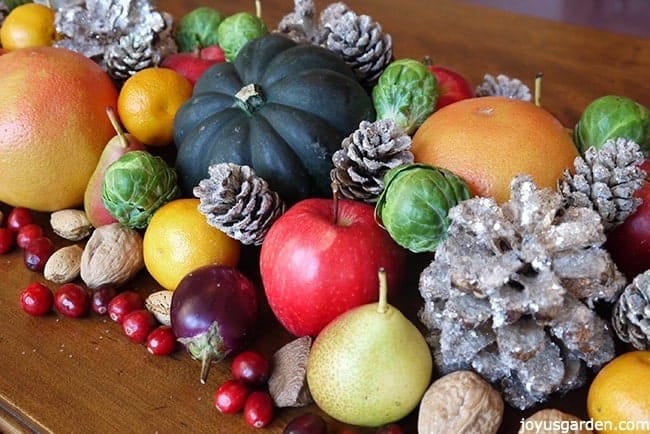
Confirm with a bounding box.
[106,106,128,148]
[255,0,262,18]
[421,56,433,66]
[534,72,543,107]
[377,268,389,314]
[331,181,340,225]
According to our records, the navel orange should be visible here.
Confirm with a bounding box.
[411,96,578,204]
[0,46,118,211]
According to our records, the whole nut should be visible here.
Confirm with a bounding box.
[43,244,84,284]
[50,209,93,241]
[518,409,593,434]
[80,223,144,289]
[145,290,173,326]
[418,370,503,434]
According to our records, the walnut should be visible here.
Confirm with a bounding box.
[417,370,504,434]
[145,290,173,326]
[50,209,93,241]
[519,409,593,434]
[43,245,84,284]
[80,223,144,289]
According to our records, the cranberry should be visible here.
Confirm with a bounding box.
[376,424,405,434]
[19,282,54,316]
[122,309,157,343]
[54,283,91,318]
[231,350,271,387]
[214,379,251,414]
[284,412,327,434]
[91,286,118,315]
[7,207,33,232]
[0,227,15,254]
[107,291,145,323]
[16,223,43,249]
[146,326,177,356]
[23,236,55,271]
[244,391,274,429]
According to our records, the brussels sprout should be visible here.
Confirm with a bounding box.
[375,163,470,253]
[101,151,180,229]
[372,58,438,135]
[574,95,650,155]
[217,12,268,62]
[175,6,225,52]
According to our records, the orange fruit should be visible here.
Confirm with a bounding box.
[587,350,650,434]
[117,67,192,146]
[143,198,241,290]
[411,96,578,204]
[0,46,118,211]
[0,3,56,50]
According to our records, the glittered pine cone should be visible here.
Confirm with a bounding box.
[275,0,319,44]
[612,270,650,350]
[475,73,532,101]
[330,119,413,204]
[0,2,9,27]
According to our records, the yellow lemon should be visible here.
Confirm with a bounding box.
[0,3,56,50]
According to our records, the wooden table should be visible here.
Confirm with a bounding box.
[1,1,649,433]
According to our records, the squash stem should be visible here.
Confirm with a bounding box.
[534,72,543,107]
[106,106,128,148]
[331,181,340,225]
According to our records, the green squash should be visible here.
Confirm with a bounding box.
[173,34,375,203]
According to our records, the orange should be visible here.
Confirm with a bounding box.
[411,96,578,204]
[0,46,118,211]
[143,198,241,290]
[0,3,56,50]
[117,67,192,146]
[587,350,650,434]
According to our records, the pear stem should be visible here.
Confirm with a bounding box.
[331,181,340,225]
[377,268,389,314]
[106,106,128,148]
[255,0,262,18]
[534,72,543,107]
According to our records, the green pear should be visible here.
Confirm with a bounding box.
[83,107,146,228]
[306,268,433,427]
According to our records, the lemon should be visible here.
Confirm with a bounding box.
[0,3,56,50]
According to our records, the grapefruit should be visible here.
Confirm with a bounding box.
[411,96,579,204]
[0,46,118,211]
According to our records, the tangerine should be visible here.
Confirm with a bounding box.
[0,46,118,211]
[411,96,578,204]
[0,3,55,50]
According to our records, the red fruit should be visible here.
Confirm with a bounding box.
[424,60,474,110]
[283,412,327,434]
[121,309,157,343]
[91,286,118,315]
[19,282,54,316]
[231,350,270,387]
[199,45,225,62]
[16,223,43,249]
[214,379,251,414]
[23,236,55,271]
[54,283,90,318]
[243,391,274,429]
[0,227,16,254]
[107,290,145,323]
[7,207,33,232]
[146,326,177,356]
[376,424,405,434]
[160,45,224,86]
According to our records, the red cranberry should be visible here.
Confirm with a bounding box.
[146,326,177,356]
[121,309,157,343]
[107,291,145,323]
[0,227,16,254]
[214,379,251,414]
[91,286,118,315]
[243,391,274,429]
[16,223,43,249]
[19,282,54,316]
[54,283,91,318]
[231,350,271,387]
[284,412,328,434]
[7,207,33,232]
[376,424,405,434]
[23,236,55,271]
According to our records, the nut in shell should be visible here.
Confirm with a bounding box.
[145,290,173,326]
[518,408,592,434]
[43,244,84,284]
[80,223,144,289]
[50,209,93,241]
[417,370,504,434]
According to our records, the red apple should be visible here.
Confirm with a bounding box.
[259,197,407,337]
[424,58,474,110]
[161,45,225,86]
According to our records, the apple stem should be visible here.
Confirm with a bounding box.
[534,72,543,107]
[255,0,262,18]
[331,181,340,225]
[377,268,389,314]
[105,106,128,148]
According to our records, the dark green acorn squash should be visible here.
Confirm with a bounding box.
[173,34,375,203]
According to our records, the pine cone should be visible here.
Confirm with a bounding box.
[475,73,532,101]
[0,2,9,27]
[559,138,645,231]
[612,270,650,350]
[193,163,286,246]
[275,0,319,44]
[418,174,625,410]
[318,2,392,88]
[330,119,413,204]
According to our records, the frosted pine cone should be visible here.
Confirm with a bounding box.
[193,163,285,246]
[0,2,8,27]
[330,119,413,203]
[613,270,650,350]
[475,73,532,101]
[559,137,645,231]
[276,0,319,44]
[418,174,625,410]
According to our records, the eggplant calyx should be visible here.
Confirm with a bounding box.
[177,322,228,384]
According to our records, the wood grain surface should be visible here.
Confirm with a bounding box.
[1,1,649,433]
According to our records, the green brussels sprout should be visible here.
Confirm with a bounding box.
[217,12,268,62]
[574,95,650,155]
[375,163,470,253]
[101,151,180,229]
[175,6,225,52]
[372,58,438,135]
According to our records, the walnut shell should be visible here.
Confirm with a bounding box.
[50,209,93,241]
[80,223,144,289]
[518,409,593,434]
[417,370,504,434]
[43,244,84,284]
